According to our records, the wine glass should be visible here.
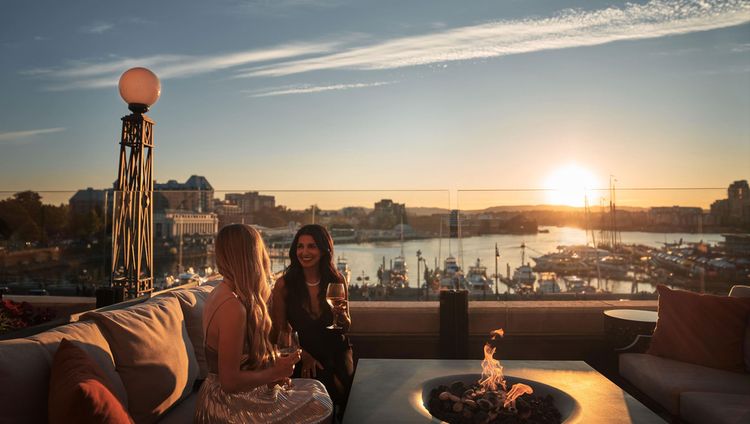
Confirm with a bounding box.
[275,329,300,389]
[326,282,346,330]
[276,329,300,358]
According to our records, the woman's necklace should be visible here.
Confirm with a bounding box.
[305,279,320,287]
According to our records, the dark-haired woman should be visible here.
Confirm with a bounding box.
[271,224,354,419]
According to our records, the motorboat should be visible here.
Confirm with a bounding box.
[536,272,561,294]
[439,255,465,289]
[336,256,352,284]
[466,258,491,291]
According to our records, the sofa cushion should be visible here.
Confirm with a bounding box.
[0,338,53,423]
[729,285,750,372]
[620,353,750,415]
[680,392,750,424]
[157,392,199,424]
[29,320,128,408]
[48,339,133,424]
[83,296,198,424]
[647,285,750,372]
[170,284,214,380]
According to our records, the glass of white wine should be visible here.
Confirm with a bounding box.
[275,329,300,389]
[276,329,300,358]
[325,282,346,330]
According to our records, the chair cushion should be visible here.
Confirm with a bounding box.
[0,338,54,423]
[48,339,133,424]
[680,392,750,424]
[170,284,215,380]
[83,296,198,424]
[29,320,128,408]
[620,353,750,415]
[647,285,750,372]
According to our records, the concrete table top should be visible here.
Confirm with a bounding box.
[343,359,665,423]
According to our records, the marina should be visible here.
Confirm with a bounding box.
[3,226,746,299]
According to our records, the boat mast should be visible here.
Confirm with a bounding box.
[585,194,602,286]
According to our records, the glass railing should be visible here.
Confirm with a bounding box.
[2,184,748,330]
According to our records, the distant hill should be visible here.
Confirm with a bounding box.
[406,207,450,216]
[406,204,648,216]
[478,204,648,213]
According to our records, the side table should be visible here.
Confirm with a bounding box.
[603,309,658,351]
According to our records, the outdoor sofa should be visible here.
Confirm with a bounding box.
[619,285,750,424]
[0,281,216,423]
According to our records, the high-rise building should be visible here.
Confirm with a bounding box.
[710,180,750,227]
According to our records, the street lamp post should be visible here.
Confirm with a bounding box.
[494,243,500,299]
[110,67,161,301]
[416,249,422,300]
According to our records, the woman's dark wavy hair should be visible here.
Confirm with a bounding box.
[284,224,345,306]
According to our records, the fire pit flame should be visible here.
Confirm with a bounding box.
[426,328,563,423]
[479,343,506,392]
[504,382,534,410]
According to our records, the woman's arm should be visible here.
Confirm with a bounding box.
[216,299,298,393]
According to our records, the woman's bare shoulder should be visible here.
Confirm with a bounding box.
[207,284,245,317]
[273,276,288,293]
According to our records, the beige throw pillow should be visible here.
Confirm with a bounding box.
[84,296,198,424]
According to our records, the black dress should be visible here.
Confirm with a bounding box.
[286,283,354,413]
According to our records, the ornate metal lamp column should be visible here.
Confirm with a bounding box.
[111,67,161,299]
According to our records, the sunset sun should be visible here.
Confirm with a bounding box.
[544,164,600,207]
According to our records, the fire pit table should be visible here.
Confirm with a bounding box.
[343,359,665,423]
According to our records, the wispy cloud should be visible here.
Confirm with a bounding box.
[730,42,750,52]
[247,81,394,97]
[0,128,65,144]
[235,0,750,78]
[23,0,750,91]
[27,42,339,91]
[81,22,114,34]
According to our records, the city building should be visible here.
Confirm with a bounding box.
[154,210,218,240]
[154,175,213,213]
[370,199,407,229]
[224,191,275,213]
[648,206,704,228]
[69,188,110,215]
[710,180,750,228]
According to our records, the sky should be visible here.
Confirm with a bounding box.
[0,0,748,210]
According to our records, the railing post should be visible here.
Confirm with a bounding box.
[439,289,468,359]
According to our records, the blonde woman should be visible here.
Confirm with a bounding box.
[195,224,332,423]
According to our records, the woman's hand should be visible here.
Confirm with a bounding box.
[299,349,324,378]
[332,299,348,316]
[270,349,300,381]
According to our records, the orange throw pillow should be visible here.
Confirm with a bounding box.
[648,285,750,373]
[48,338,134,424]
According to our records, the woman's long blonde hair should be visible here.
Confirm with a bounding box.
[215,224,274,369]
